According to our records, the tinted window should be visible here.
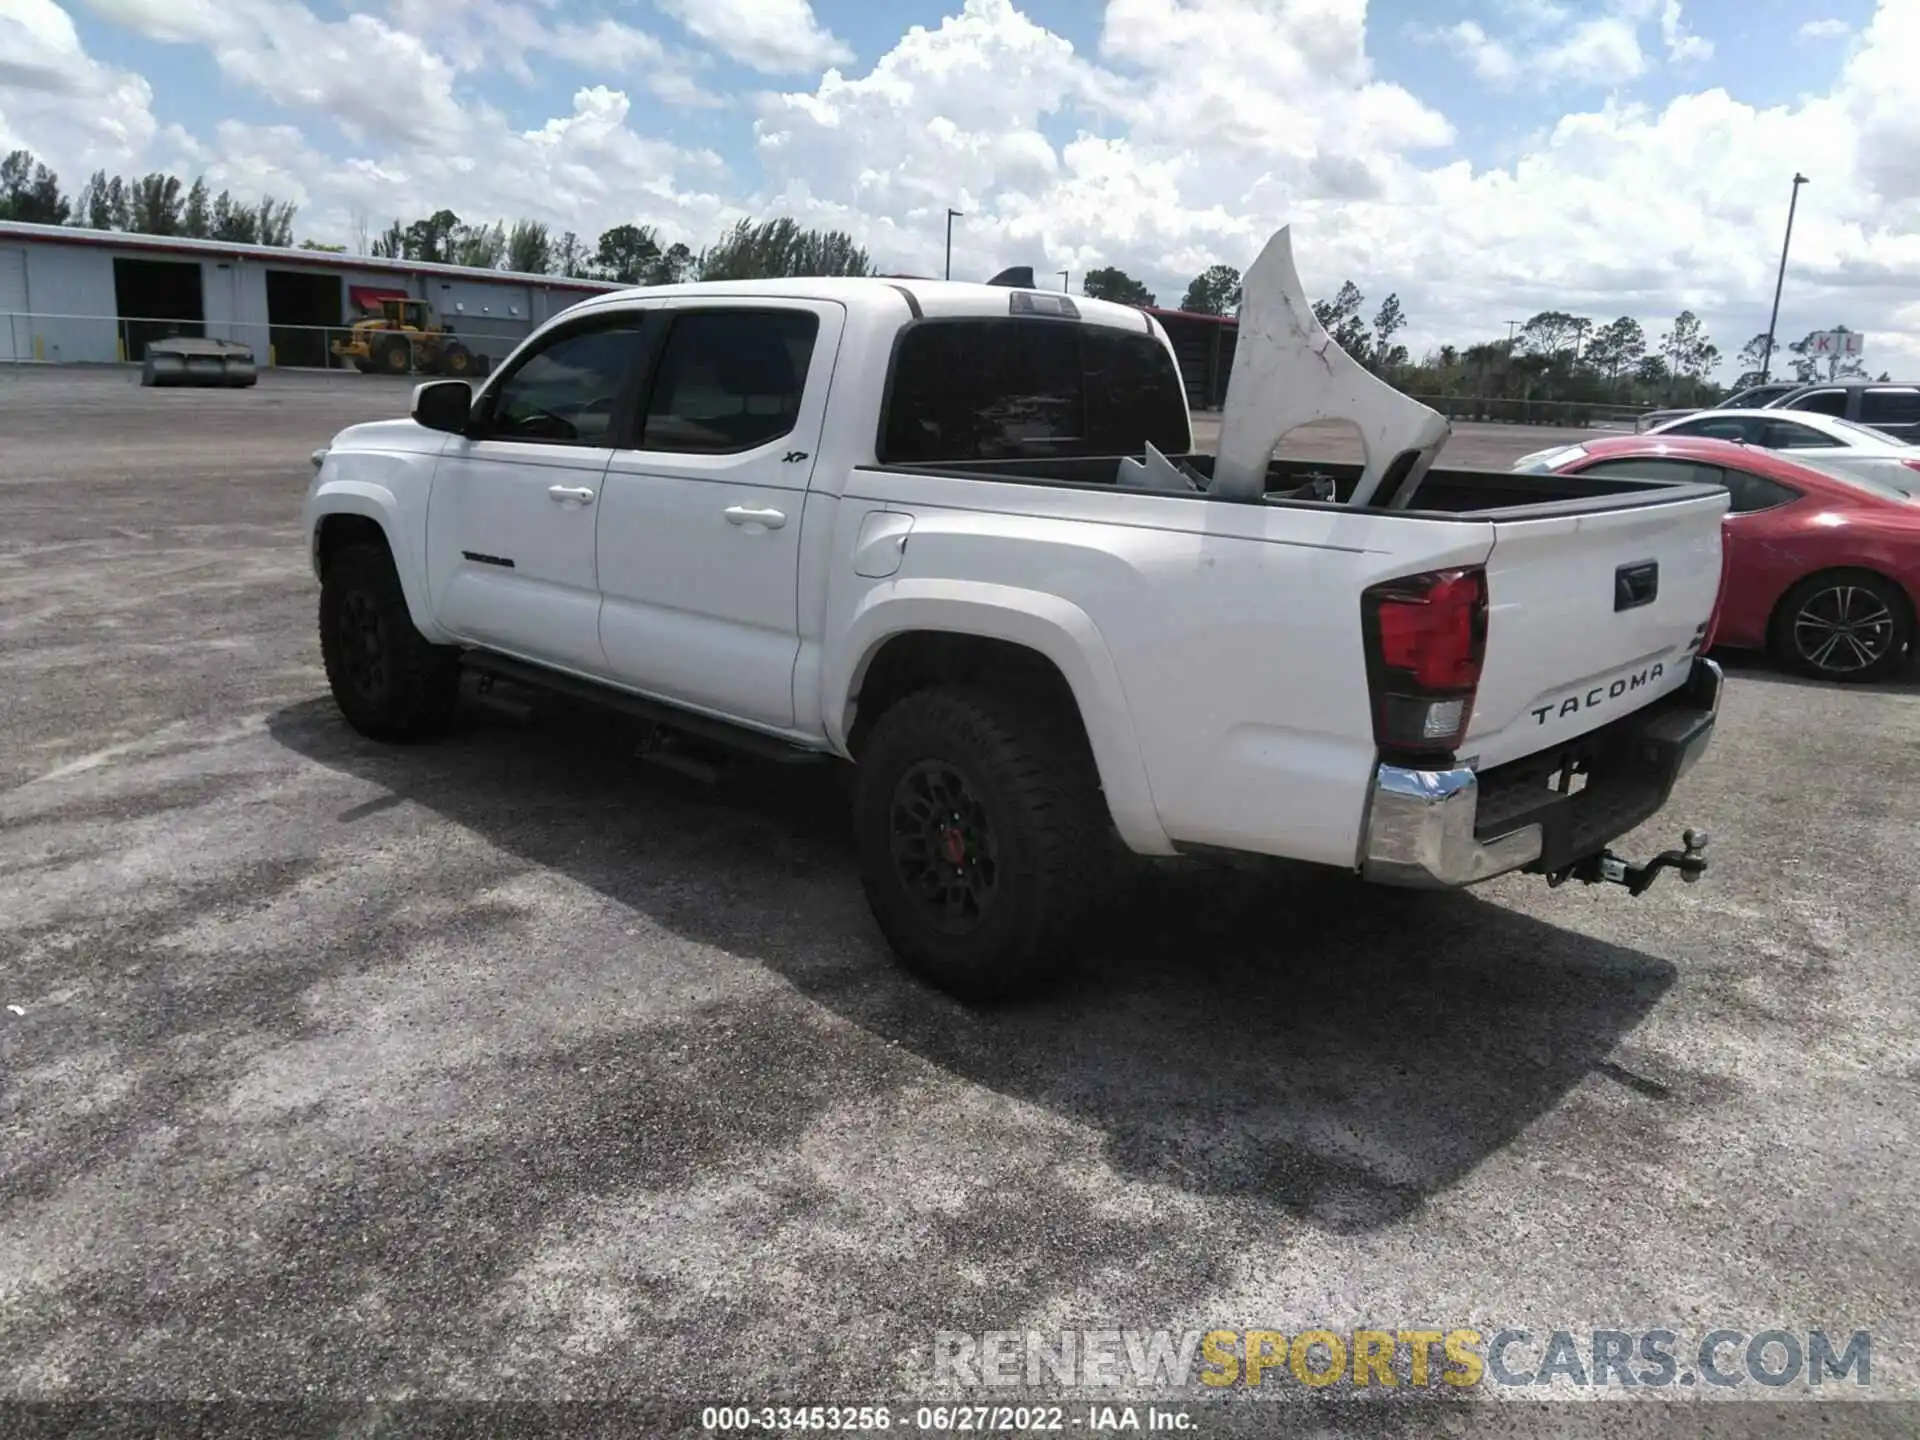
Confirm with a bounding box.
[487,324,648,445]
[1723,383,1795,408]
[1668,416,1755,443]
[1785,389,1848,417]
[640,309,818,454]
[1861,388,1920,425]
[1721,469,1801,512]
[1583,457,1800,513]
[1582,458,1726,487]
[880,318,1190,463]
[1758,419,1835,450]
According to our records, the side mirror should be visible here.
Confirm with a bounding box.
[412,380,472,435]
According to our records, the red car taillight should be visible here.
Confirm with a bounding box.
[1360,567,1488,762]
[1901,459,1920,474]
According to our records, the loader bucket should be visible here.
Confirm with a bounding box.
[140,337,260,389]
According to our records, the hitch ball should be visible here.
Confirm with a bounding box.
[1683,828,1710,853]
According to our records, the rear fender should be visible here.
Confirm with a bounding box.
[831,582,1175,856]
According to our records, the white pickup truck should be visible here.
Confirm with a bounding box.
[303,226,1727,1000]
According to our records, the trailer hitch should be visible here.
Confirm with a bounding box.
[1549,828,1710,897]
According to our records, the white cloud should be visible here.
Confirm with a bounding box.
[1798,18,1852,41]
[0,0,156,165]
[81,0,470,149]
[1440,21,1520,84]
[7,0,1920,379]
[1431,0,1720,88]
[656,0,854,75]
[377,0,725,107]
[1659,0,1713,64]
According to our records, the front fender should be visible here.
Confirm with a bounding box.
[830,580,1175,856]
[303,476,450,644]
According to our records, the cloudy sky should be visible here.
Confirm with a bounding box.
[3,0,1916,376]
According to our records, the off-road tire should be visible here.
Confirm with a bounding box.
[1768,569,1913,684]
[374,333,413,376]
[438,342,475,379]
[853,685,1110,1003]
[352,358,376,374]
[319,542,461,741]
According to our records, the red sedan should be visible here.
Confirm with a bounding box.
[1517,434,1920,682]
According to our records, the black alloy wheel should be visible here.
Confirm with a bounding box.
[888,758,1001,936]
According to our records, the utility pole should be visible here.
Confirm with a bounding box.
[1505,319,1522,353]
[1059,269,1069,292]
[1760,173,1808,384]
[945,208,963,281]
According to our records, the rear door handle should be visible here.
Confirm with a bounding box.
[548,485,596,505]
[724,505,787,530]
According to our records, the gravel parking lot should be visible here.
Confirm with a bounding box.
[3,367,1917,1434]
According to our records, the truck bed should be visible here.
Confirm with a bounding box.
[875,453,1725,519]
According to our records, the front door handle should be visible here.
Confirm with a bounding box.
[724,505,787,530]
[548,485,596,505]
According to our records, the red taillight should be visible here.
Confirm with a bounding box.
[1361,567,1488,760]
[1901,459,1920,474]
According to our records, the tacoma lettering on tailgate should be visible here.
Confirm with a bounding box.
[1531,662,1666,726]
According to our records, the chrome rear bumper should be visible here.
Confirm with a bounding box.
[1359,658,1723,890]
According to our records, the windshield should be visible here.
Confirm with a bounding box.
[1789,456,1917,501]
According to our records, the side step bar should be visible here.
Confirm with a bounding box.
[460,650,828,766]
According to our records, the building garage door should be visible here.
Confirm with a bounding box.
[0,248,27,361]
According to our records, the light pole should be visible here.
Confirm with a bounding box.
[1059,269,1069,292]
[945,208,963,281]
[1760,172,1808,384]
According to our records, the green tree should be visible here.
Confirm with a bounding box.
[401,209,462,263]
[1516,310,1589,358]
[594,222,662,284]
[553,230,590,278]
[182,179,211,238]
[1733,331,1779,387]
[1370,293,1408,372]
[507,219,552,275]
[652,241,695,285]
[1080,265,1155,307]
[452,219,505,269]
[1584,316,1647,390]
[1659,311,1717,400]
[0,150,71,224]
[1311,280,1369,357]
[1179,263,1241,315]
[76,170,115,229]
[697,217,874,281]
[298,239,346,252]
[129,173,185,235]
[371,220,407,259]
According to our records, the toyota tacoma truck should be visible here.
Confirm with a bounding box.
[303,226,1727,1001]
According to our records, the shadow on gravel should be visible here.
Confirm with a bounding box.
[268,689,1679,1235]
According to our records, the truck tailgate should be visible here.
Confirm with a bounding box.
[1465,490,1728,770]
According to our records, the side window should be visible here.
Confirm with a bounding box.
[485,323,650,445]
[1721,469,1801,514]
[638,309,819,454]
[1758,420,1833,449]
[1861,388,1920,426]
[1785,389,1847,417]
[1581,458,1726,486]
[1670,416,1755,443]
[879,318,1190,463]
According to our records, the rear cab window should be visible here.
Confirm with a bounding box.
[878,317,1190,464]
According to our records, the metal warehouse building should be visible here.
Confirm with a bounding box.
[0,220,620,370]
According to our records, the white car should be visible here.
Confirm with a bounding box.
[303,225,1727,1000]
[1640,407,1920,487]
